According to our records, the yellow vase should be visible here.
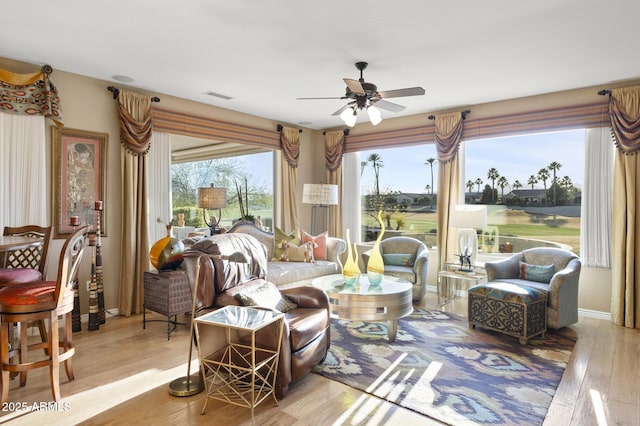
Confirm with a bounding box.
[367,211,385,286]
[342,229,360,286]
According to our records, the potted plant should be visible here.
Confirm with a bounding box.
[235,178,255,223]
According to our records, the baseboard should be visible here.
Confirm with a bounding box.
[80,308,119,323]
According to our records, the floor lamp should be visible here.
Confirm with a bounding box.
[168,251,249,397]
[198,184,227,235]
[302,183,339,235]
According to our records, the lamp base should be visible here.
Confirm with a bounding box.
[168,374,204,397]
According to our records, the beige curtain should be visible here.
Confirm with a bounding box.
[279,126,300,232]
[608,86,640,328]
[435,112,465,271]
[117,89,153,317]
[325,130,346,237]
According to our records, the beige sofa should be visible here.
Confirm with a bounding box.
[226,221,346,288]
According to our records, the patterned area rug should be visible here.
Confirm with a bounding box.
[313,308,576,425]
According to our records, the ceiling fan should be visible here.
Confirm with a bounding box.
[297,61,425,126]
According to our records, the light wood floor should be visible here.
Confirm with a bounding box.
[0,294,638,426]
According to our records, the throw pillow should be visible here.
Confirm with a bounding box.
[274,227,300,261]
[235,281,298,312]
[382,253,415,267]
[519,262,556,283]
[301,230,328,260]
[280,241,316,262]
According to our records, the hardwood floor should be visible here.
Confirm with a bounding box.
[0,294,638,426]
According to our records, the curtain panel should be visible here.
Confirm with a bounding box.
[279,126,300,231]
[0,65,63,127]
[117,89,153,317]
[325,130,346,237]
[608,86,640,328]
[435,112,465,271]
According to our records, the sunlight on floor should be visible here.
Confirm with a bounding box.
[590,388,608,426]
[0,362,191,425]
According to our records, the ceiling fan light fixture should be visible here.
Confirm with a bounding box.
[340,107,357,127]
[367,105,382,125]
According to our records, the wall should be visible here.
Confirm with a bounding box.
[1,56,622,316]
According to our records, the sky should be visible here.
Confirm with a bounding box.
[360,129,586,194]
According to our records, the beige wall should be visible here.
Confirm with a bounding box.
[1,56,622,315]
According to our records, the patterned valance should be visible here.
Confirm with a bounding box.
[0,65,63,126]
[279,126,300,168]
[324,130,346,171]
[435,111,465,162]
[608,85,640,154]
[116,89,153,156]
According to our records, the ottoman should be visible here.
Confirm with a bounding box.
[468,282,547,344]
[143,270,193,340]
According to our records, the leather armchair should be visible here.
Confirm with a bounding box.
[362,236,429,302]
[183,233,330,399]
[484,247,581,329]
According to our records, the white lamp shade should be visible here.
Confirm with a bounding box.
[340,107,357,127]
[367,105,382,125]
[450,204,487,229]
[302,184,339,205]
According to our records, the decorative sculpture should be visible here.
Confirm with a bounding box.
[367,210,385,286]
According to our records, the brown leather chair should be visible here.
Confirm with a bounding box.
[183,233,330,399]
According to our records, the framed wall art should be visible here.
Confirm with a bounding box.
[52,126,108,239]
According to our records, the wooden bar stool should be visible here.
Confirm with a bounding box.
[0,226,88,403]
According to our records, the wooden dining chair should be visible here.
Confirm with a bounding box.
[0,225,52,284]
[0,225,53,348]
[0,225,89,403]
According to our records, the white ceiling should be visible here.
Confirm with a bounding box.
[2,1,639,130]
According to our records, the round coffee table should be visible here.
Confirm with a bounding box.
[312,274,413,342]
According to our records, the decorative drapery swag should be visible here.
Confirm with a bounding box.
[279,126,300,167]
[117,89,153,155]
[0,64,63,127]
[608,85,640,154]
[324,130,346,170]
[435,111,465,161]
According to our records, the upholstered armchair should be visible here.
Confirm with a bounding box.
[183,233,330,399]
[362,236,429,302]
[484,247,581,329]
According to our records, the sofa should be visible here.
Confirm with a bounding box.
[361,236,429,302]
[483,247,581,329]
[183,232,331,399]
[226,221,346,288]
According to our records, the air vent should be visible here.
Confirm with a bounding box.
[203,91,233,100]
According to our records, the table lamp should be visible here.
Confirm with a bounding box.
[197,184,227,235]
[450,204,487,272]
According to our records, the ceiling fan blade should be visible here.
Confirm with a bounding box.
[297,97,344,100]
[343,78,365,95]
[373,99,406,113]
[377,86,425,99]
[331,104,353,116]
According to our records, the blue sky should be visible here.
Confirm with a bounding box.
[361,129,585,194]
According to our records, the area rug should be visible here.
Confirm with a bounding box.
[313,308,576,425]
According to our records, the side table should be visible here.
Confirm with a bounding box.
[143,270,192,340]
[194,305,284,424]
[437,264,487,306]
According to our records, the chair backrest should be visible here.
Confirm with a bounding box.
[3,225,53,276]
[380,236,425,256]
[521,247,579,273]
[54,226,89,308]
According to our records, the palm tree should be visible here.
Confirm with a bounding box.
[548,161,562,205]
[513,180,523,191]
[487,168,500,203]
[475,178,483,193]
[367,153,384,197]
[527,175,538,189]
[561,175,573,190]
[425,158,436,196]
[360,161,368,176]
[537,167,550,192]
[497,175,509,200]
[466,180,475,193]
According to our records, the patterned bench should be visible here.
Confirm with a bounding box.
[468,282,547,344]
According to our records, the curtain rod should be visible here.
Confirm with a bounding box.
[428,110,470,120]
[598,90,611,96]
[276,124,302,133]
[322,129,350,136]
[107,86,160,102]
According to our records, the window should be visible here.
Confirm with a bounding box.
[171,151,274,232]
[359,128,585,256]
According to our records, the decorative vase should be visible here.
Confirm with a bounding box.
[150,226,185,271]
[177,213,185,227]
[342,229,360,286]
[367,210,385,286]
